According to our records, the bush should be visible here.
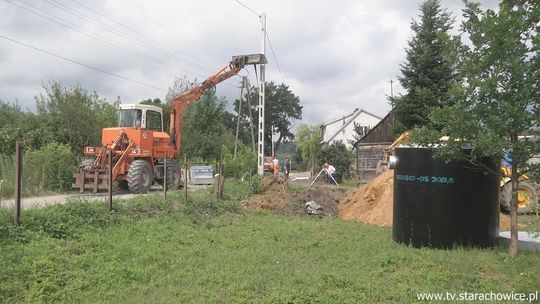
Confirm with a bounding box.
[23,201,113,239]
[24,142,76,194]
[223,144,257,179]
[317,141,354,181]
[0,154,15,198]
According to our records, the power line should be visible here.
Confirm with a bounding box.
[8,0,239,89]
[6,0,188,75]
[232,0,260,17]
[0,34,166,92]
[48,0,215,74]
[22,0,239,88]
[293,80,385,87]
[265,31,282,75]
[68,0,216,71]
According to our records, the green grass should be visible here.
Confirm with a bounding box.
[0,186,539,303]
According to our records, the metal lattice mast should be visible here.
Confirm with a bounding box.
[257,12,267,175]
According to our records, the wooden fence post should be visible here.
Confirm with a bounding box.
[108,149,113,212]
[184,153,188,203]
[163,153,167,200]
[14,141,22,225]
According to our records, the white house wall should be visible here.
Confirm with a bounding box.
[323,111,381,148]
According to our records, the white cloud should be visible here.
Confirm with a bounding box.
[0,0,502,126]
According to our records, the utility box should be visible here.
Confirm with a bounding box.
[190,166,214,185]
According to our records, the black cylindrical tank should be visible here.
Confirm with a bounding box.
[393,148,499,249]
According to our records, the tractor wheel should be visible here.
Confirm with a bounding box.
[117,179,129,190]
[170,161,183,189]
[500,180,538,214]
[156,161,183,190]
[127,159,153,193]
[500,182,511,212]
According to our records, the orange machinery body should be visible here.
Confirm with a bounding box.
[73,54,267,192]
[83,127,175,180]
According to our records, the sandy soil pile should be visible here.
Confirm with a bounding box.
[338,170,394,227]
[243,176,291,211]
[339,170,514,230]
[243,176,346,217]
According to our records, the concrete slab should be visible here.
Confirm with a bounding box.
[499,231,540,252]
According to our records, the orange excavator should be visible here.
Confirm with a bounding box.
[73,54,266,193]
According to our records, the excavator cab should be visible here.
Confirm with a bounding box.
[118,104,163,132]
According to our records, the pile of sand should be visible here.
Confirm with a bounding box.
[339,170,515,231]
[338,170,394,227]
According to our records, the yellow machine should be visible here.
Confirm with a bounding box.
[499,166,538,214]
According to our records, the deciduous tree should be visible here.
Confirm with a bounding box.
[244,81,302,154]
[416,0,540,256]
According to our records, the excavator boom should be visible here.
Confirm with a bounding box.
[169,54,266,157]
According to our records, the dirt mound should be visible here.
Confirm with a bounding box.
[276,185,346,217]
[243,176,346,217]
[339,170,394,227]
[243,176,291,211]
[339,170,514,231]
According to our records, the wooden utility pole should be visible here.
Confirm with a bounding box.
[234,78,246,158]
[246,82,257,154]
[14,141,22,225]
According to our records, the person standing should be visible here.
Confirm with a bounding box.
[323,162,336,185]
[283,156,291,179]
[272,156,279,176]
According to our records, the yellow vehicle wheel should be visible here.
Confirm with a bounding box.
[500,180,538,214]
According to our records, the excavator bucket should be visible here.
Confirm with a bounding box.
[231,54,267,67]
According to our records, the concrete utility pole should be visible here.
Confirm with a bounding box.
[389,79,394,98]
[257,12,267,175]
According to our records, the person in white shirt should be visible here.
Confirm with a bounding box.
[272,156,279,176]
[323,162,336,185]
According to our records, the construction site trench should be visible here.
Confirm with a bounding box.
[244,170,513,231]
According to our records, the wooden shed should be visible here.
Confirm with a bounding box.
[353,110,397,182]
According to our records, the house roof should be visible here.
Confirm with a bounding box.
[353,109,396,147]
[321,109,382,145]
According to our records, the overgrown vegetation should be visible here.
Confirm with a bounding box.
[0,143,76,198]
[223,144,257,179]
[295,123,323,173]
[0,187,538,303]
